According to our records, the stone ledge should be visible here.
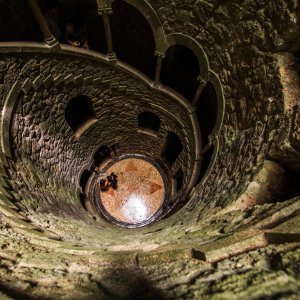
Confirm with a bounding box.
[197,232,300,263]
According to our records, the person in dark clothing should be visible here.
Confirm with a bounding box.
[99,178,109,191]
[110,172,118,189]
[65,14,89,49]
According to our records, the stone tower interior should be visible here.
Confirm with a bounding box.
[0,0,300,299]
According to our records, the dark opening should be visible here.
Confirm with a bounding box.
[65,95,96,133]
[94,145,111,168]
[138,112,161,132]
[162,132,183,167]
[281,169,300,201]
[174,168,184,191]
[80,169,91,191]
[79,169,92,207]
[110,0,156,78]
[160,45,200,100]
[0,1,42,42]
[196,82,218,146]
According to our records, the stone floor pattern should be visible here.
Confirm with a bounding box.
[99,158,165,224]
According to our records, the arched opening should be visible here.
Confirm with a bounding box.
[41,0,106,52]
[65,95,96,137]
[174,168,184,192]
[160,45,200,100]
[281,169,300,201]
[0,1,42,42]
[110,0,156,78]
[196,82,218,146]
[93,145,112,168]
[80,169,91,192]
[162,132,183,167]
[138,111,161,133]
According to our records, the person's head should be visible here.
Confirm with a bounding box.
[100,179,105,186]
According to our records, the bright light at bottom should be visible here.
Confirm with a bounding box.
[122,194,149,223]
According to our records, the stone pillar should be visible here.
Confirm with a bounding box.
[26,0,58,46]
[192,77,207,106]
[98,7,116,61]
[154,51,165,84]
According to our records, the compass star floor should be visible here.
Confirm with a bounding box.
[98,158,165,224]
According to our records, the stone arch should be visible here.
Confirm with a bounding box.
[65,95,97,139]
[208,70,225,138]
[192,73,225,188]
[1,81,22,158]
[160,44,201,101]
[109,0,167,53]
[164,33,209,81]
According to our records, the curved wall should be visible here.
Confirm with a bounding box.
[0,46,199,223]
[0,0,299,298]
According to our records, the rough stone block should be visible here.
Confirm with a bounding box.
[32,75,44,91]
[53,74,64,86]
[43,75,54,89]
[21,78,32,94]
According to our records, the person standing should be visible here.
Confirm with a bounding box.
[110,172,118,189]
[65,14,89,49]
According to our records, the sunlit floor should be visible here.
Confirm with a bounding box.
[98,158,165,225]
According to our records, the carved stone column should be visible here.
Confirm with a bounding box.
[27,0,58,47]
[98,7,116,61]
[154,51,165,84]
[192,77,207,106]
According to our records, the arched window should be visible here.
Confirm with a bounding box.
[110,0,156,78]
[65,95,96,137]
[80,169,91,191]
[138,111,161,133]
[160,45,200,100]
[196,82,218,146]
[162,132,183,167]
[93,145,111,168]
[174,168,184,192]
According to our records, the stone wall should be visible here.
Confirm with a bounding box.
[146,0,300,214]
[0,51,196,219]
[0,0,299,298]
